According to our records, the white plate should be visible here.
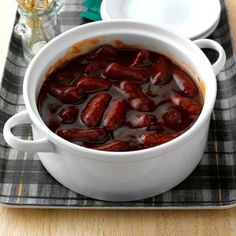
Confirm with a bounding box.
[191,16,220,40]
[101,0,221,39]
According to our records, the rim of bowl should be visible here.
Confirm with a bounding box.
[23,20,217,161]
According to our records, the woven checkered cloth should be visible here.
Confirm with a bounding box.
[0,0,236,208]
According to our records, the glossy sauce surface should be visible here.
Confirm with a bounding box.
[37,44,203,151]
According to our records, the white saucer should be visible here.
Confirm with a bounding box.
[101,0,221,40]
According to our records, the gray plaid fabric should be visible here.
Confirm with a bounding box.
[0,0,236,208]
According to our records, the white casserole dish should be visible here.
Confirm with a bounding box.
[3,21,226,201]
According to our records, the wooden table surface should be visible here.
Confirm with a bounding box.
[0,0,236,235]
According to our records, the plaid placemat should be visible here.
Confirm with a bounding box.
[1,0,236,208]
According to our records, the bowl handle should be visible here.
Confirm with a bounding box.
[3,110,55,153]
[194,39,226,76]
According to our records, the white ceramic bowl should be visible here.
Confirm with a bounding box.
[3,21,226,201]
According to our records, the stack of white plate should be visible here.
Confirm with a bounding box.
[101,0,221,40]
